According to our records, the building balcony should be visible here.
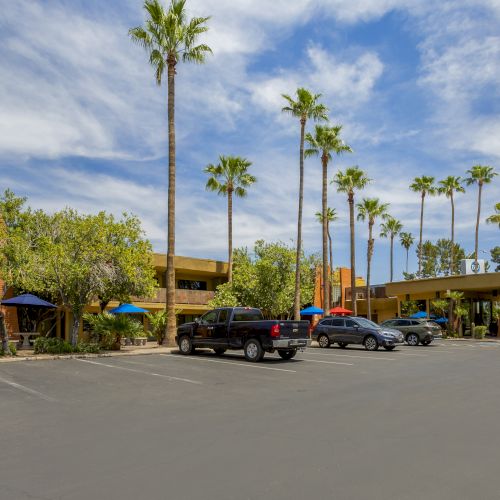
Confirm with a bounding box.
[135,288,215,306]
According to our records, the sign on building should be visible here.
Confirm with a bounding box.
[460,259,485,275]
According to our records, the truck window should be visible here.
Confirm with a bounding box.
[200,311,218,324]
[232,309,264,321]
[218,309,228,323]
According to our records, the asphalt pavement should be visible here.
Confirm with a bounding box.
[1,341,500,500]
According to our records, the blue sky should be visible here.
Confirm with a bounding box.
[1,0,499,284]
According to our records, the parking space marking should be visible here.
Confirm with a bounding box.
[0,376,57,402]
[299,358,354,366]
[76,359,202,384]
[162,354,297,373]
[302,351,395,361]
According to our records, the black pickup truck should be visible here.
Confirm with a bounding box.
[175,307,309,362]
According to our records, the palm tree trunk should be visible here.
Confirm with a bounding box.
[321,154,329,312]
[474,182,482,271]
[293,119,306,320]
[406,247,409,274]
[228,189,233,282]
[71,312,81,347]
[418,192,425,277]
[349,193,357,316]
[390,234,394,282]
[165,58,177,345]
[328,226,333,309]
[366,223,373,320]
[450,192,455,274]
[0,312,11,355]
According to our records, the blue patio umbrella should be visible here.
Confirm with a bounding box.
[409,311,428,319]
[1,293,57,308]
[433,317,448,324]
[109,303,149,314]
[300,306,324,315]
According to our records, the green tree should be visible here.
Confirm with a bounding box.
[204,155,256,282]
[435,238,465,275]
[129,0,212,345]
[490,246,500,272]
[333,166,371,316]
[486,202,500,228]
[84,313,144,350]
[357,198,389,319]
[446,290,465,337]
[438,176,465,274]
[146,310,169,345]
[0,194,157,347]
[282,88,328,320]
[465,165,498,271]
[380,217,403,282]
[399,232,414,275]
[410,176,437,277]
[306,125,351,311]
[315,207,338,309]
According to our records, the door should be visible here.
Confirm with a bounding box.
[329,318,346,342]
[212,309,229,347]
[193,310,219,345]
[344,318,363,344]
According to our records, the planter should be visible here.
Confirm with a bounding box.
[133,337,148,346]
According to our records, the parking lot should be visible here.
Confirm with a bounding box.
[2,341,500,500]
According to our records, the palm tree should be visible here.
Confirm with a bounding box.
[204,156,256,282]
[357,198,389,320]
[380,217,403,282]
[438,176,465,274]
[410,176,436,277]
[306,125,352,312]
[315,207,338,309]
[465,165,498,270]
[129,0,212,345]
[333,167,371,316]
[399,232,415,274]
[282,88,328,320]
[486,202,500,228]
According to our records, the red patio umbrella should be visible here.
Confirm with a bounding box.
[329,306,352,316]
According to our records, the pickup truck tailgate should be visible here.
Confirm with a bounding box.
[277,321,309,339]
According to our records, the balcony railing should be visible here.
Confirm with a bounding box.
[134,288,214,306]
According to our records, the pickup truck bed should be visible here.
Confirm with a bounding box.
[176,307,309,362]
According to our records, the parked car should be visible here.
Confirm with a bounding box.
[380,318,442,346]
[312,316,404,351]
[176,307,309,362]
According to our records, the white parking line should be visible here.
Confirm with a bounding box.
[0,376,56,402]
[304,351,395,361]
[299,358,354,366]
[76,359,202,384]
[162,354,297,373]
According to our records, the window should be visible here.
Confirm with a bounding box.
[396,320,410,326]
[319,319,332,326]
[232,309,264,321]
[178,280,207,290]
[200,311,218,324]
[330,318,345,327]
[345,319,357,327]
[218,309,228,323]
[355,318,380,329]
[410,320,421,326]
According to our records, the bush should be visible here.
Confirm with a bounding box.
[34,337,74,354]
[83,312,145,349]
[0,342,17,356]
[473,326,488,339]
[75,341,100,353]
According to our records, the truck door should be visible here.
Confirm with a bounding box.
[194,310,218,345]
[212,309,229,347]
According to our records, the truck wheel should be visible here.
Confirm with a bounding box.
[178,336,194,355]
[244,339,264,362]
[213,348,226,355]
[364,335,379,351]
[317,334,330,348]
[406,333,419,346]
[277,349,297,360]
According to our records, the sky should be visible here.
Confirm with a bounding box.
[0,0,499,284]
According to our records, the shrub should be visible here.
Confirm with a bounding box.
[0,342,17,356]
[146,310,168,345]
[75,341,100,354]
[83,312,145,349]
[34,337,73,354]
[473,325,488,339]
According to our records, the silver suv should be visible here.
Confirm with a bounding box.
[380,318,442,346]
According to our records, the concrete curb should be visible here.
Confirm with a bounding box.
[0,347,178,363]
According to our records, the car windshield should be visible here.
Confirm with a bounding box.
[355,318,380,329]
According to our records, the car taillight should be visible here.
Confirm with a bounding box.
[270,324,281,338]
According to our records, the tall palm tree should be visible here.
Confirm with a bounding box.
[410,176,436,277]
[399,232,415,274]
[380,217,403,282]
[486,202,500,228]
[333,167,371,316]
[129,0,212,344]
[438,176,465,274]
[466,165,498,270]
[315,207,338,310]
[306,125,352,312]
[357,198,389,320]
[204,156,256,282]
[282,88,328,320]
